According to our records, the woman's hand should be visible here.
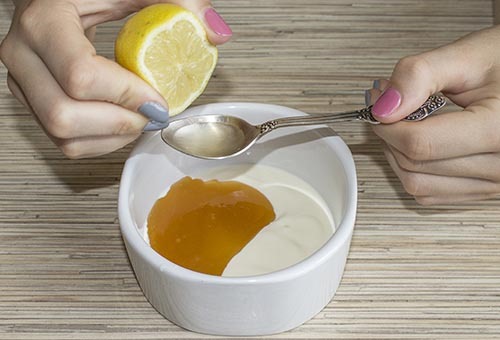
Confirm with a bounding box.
[0,0,232,158]
[366,26,500,205]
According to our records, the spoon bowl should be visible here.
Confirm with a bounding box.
[161,115,260,159]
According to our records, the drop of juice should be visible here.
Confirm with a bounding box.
[147,176,276,276]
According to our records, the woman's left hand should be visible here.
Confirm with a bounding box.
[366,26,500,205]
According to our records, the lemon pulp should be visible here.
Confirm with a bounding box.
[115,4,218,115]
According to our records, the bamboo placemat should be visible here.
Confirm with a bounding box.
[1,1,499,339]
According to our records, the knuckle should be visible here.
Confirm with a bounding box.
[18,5,39,35]
[19,1,66,41]
[116,83,134,107]
[400,172,425,196]
[63,59,95,100]
[395,55,432,79]
[0,34,19,68]
[44,102,75,139]
[58,140,84,159]
[401,131,433,161]
[18,2,48,43]
[393,150,424,172]
[113,117,137,135]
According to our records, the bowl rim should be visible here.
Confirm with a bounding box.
[118,102,357,285]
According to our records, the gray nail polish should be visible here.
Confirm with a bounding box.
[143,120,169,131]
[373,79,380,90]
[139,101,169,123]
[365,90,371,106]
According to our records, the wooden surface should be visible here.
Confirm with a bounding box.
[1,1,499,339]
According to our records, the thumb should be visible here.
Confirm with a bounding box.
[150,0,233,45]
[371,38,484,123]
[190,2,233,45]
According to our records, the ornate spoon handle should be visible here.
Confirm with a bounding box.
[259,95,447,133]
[355,95,446,124]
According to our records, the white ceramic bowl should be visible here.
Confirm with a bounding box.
[118,102,357,336]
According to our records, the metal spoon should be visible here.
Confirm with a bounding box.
[161,95,446,160]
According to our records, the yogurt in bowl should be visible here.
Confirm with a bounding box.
[118,102,357,336]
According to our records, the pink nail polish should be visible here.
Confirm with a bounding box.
[204,8,232,37]
[372,88,401,117]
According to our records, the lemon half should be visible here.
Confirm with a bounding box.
[115,4,218,116]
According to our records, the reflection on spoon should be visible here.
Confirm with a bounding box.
[161,96,446,160]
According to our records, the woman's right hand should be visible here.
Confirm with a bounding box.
[366,26,500,205]
[0,0,232,158]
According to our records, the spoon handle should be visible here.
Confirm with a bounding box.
[258,95,446,133]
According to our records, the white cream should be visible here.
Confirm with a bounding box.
[144,163,335,277]
[198,164,335,277]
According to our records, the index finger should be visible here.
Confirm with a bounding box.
[372,103,500,161]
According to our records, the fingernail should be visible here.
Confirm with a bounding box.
[364,90,371,106]
[204,8,232,37]
[139,101,169,123]
[373,79,380,90]
[143,120,169,131]
[372,88,401,117]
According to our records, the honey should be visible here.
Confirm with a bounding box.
[147,176,276,276]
